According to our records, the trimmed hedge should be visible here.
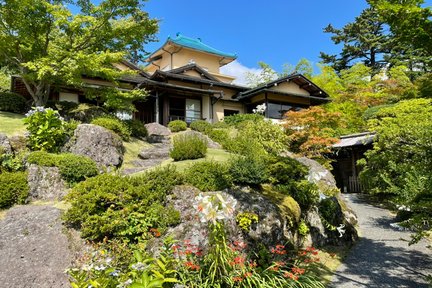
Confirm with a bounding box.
[0,92,28,113]
[91,116,131,141]
[63,166,183,241]
[124,119,148,139]
[170,133,207,161]
[184,161,232,191]
[190,120,212,133]
[0,171,29,209]
[27,151,99,185]
[168,120,187,132]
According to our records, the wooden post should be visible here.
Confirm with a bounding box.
[265,92,269,118]
[155,91,159,124]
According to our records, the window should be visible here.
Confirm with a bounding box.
[185,99,201,123]
[224,109,239,117]
[267,102,303,119]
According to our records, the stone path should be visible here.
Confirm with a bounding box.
[330,194,432,288]
[0,204,72,288]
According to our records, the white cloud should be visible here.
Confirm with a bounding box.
[220,60,261,86]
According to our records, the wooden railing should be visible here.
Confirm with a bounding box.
[348,176,363,193]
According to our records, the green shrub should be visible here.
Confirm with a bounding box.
[170,134,207,161]
[63,166,182,241]
[228,155,268,186]
[190,120,212,133]
[267,156,308,185]
[168,120,187,132]
[184,161,232,191]
[0,171,29,209]
[45,100,79,117]
[27,151,98,185]
[319,198,341,228]
[277,180,319,209]
[124,119,147,139]
[23,107,68,152]
[56,154,99,185]
[223,113,264,126]
[91,116,131,141]
[0,92,28,113]
[68,103,108,123]
[206,128,232,148]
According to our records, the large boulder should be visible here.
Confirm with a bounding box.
[63,124,124,170]
[283,153,359,246]
[0,133,12,154]
[27,164,67,201]
[179,130,222,149]
[145,122,171,143]
[147,185,299,256]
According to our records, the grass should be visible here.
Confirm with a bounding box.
[0,111,26,136]
[160,148,233,172]
[312,246,351,284]
[122,137,152,169]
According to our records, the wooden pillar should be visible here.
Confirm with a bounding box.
[265,92,269,118]
[162,95,169,126]
[155,91,159,124]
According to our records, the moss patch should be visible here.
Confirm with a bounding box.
[0,111,26,136]
[122,137,152,169]
[260,184,301,223]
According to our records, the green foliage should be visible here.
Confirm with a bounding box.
[91,116,131,141]
[168,120,187,132]
[223,113,265,126]
[236,212,259,232]
[190,120,212,133]
[0,92,28,114]
[245,61,278,87]
[23,107,70,152]
[170,134,207,161]
[318,198,340,227]
[206,128,232,148]
[0,171,29,209]
[67,103,108,123]
[415,73,432,98]
[27,151,98,185]
[277,180,320,210]
[0,67,10,90]
[0,0,157,107]
[45,100,79,117]
[298,220,310,236]
[63,166,182,241]
[229,155,269,186]
[0,150,25,173]
[267,156,308,185]
[124,119,148,139]
[184,161,232,191]
[362,104,395,121]
[360,98,432,241]
[320,7,396,73]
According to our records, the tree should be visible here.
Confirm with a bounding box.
[0,0,158,108]
[245,61,278,87]
[0,67,10,91]
[282,58,313,79]
[371,0,432,73]
[320,7,394,74]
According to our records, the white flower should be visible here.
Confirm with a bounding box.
[337,224,346,238]
[131,262,147,271]
[253,103,267,114]
[82,263,93,271]
[109,270,120,277]
[94,264,106,271]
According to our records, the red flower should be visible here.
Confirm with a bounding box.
[184,261,200,271]
[291,267,305,275]
[232,276,243,282]
[244,272,253,278]
[149,228,161,237]
[283,272,299,281]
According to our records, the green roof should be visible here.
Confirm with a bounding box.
[168,33,237,59]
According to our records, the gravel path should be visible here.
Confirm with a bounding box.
[330,194,432,288]
[0,204,72,288]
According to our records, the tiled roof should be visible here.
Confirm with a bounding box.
[333,132,376,148]
[168,33,237,58]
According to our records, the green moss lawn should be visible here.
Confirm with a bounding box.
[0,111,26,136]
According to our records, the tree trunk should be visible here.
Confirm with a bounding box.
[21,77,51,106]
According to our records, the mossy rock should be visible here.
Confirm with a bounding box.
[260,184,301,223]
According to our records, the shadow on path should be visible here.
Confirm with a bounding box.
[330,194,432,288]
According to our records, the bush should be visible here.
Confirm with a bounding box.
[0,92,28,113]
[67,103,108,123]
[168,120,187,132]
[63,166,182,241]
[45,100,79,117]
[24,107,68,152]
[277,180,319,209]
[27,151,98,185]
[170,134,207,161]
[124,119,147,139]
[184,161,232,191]
[228,155,268,186]
[56,154,99,185]
[206,128,231,148]
[223,113,264,126]
[190,120,212,133]
[91,116,131,141]
[267,156,308,185]
[0,171,29,209]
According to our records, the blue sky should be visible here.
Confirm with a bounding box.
[143,0,372,79]
[142,0,431,83]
